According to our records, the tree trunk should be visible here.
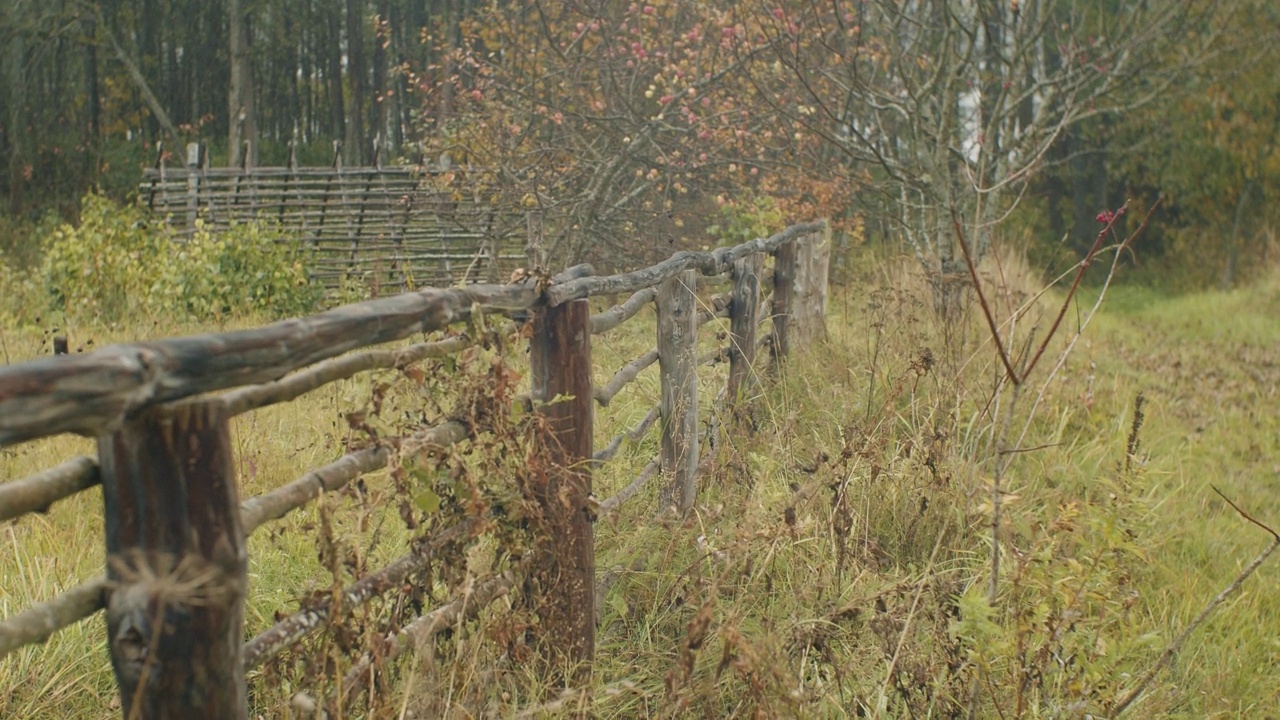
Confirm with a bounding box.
[1222,177,1255,289]
[82,23,102,190]
[327,2,346,144]
[345,0,368,165]
[101,16,181,149]
[228,0,258,168]
[372,0,390,160]
[7,30,25,214]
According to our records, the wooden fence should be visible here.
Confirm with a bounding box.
[140,142,524,291]
[0,220,831,717]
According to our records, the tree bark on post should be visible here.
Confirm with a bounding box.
[792,222,832,346]
[727,253,762,407]
[97,401,247,719]
[658,270,698,514]
[527,298,595,681]
[771,240,797,364]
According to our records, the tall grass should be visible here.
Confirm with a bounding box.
[3,258,1280,717]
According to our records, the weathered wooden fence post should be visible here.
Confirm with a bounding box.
[184,142,201,228]
[658,269,699,513]
[771,238,797,363]
[792,221,832,345]
[98,400,248,719]
[728,253,762,406]
[525,208,546,269]
[527,298,595,680]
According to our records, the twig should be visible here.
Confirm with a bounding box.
[1019,200,1157,379]
[997,442,1063,456]
[1110,489,1280,715]
[1209,485,1279,540]
[952,210,1020,384]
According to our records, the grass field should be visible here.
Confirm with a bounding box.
[2,256,1279,717]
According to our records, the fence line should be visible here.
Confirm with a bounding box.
[0,219,831,717]
[141,143,524,291]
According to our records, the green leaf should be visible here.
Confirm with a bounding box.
[413,488,441,514]
[608,592,628,620]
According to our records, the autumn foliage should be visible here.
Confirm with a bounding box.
[402,1,854,267]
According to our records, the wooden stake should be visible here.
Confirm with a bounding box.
[792,223,831,345]
[771,240,797,364]
[527,298,595,680]
[98,400,247,719]
[728,253,762,406]
[658,270,698,513]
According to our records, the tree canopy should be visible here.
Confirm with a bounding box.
[0,0,1273,285]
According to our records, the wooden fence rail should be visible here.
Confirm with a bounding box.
[0,219,830,717]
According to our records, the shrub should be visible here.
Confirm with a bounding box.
[40,194,323,323]
[0,248,43,327]
[153,220,324,320]
[707,195,785,246]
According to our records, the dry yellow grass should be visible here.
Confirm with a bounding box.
[3,260,1280,717]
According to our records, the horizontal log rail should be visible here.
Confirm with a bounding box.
[594,405,661,465]
[0,286,524,447]
[0,578,108,658]
[242,518,479,669]
[0,268,589,447]
[222,335,478,416]
[544,221,824,306]
[590,288,657,334]
[0,456,100,523]
[0,219,832,716]
[598,457,661,518]
[595,349,659,407]
[594,300,730,407]
[334,570,517,711]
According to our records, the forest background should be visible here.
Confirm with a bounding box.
[1,0,1277,290]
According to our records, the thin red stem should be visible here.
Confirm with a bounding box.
[1021,198,1159,378]
[952,211,1022,385]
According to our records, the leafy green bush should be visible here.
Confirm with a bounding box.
[154,219,324,319]
[40,194,322,323]
[0,248,43,327]
[41,195,164,319]
[707,195,785,246]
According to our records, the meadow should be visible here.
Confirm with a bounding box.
[1,245,1279,717]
